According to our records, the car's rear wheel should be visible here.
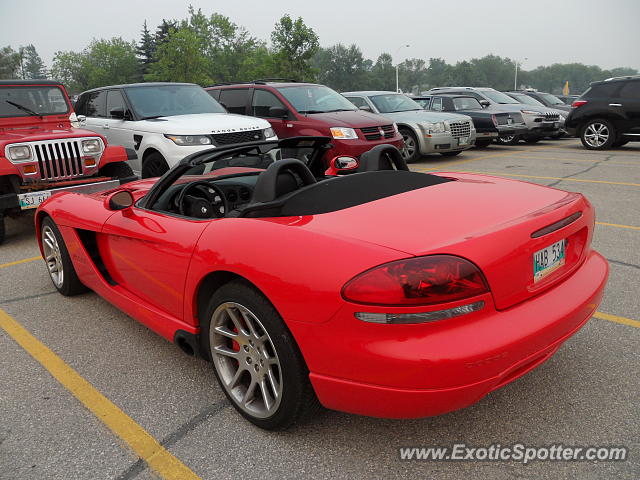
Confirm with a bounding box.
[40,217,88,296]
[142,152,169,178]
[99,161,134,179]
[399,128,420,163]
[475,139,492,149]
[0,213,5,245]
[580,119,616,150]
[440,151,462,157]
[496,135,520,145]
[202,281,320,430]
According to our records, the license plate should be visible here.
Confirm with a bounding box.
[18,191,52,210]
[533,239,566,282]
[458,137,468,145]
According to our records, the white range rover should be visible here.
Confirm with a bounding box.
[74,82,277,177]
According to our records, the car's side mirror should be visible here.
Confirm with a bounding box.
[268,106,288,119]
[324,156,359,176]
[479,100,490,108]
[77,115,86,124]
[105,190,134,211]
[358,105,372,112]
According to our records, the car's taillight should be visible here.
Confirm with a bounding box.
[342,255,489,306]
[491,114,498,127]
[571,100,587,108]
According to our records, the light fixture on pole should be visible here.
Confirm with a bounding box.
[514,57,528,90]
[395,44,410,93]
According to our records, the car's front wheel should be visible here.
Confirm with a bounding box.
[99,161,134,179]
[202,281,320,430]
[141,152,169,178]
[399,128,420,163]
[580,119,616,150]
[40,217,88,296]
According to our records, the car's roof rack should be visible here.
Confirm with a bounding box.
[604,75,640,82]
[253,78,298,83]
[206,78,300,88]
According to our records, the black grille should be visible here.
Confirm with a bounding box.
[544,112,560,121]
[212,129,264,146]
[34,140,84,181]
[360,124,395,141]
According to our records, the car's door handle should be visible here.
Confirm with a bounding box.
[103,124,110,129]
[609,103,622,107]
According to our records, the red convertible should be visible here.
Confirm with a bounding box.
[35,137,608,430]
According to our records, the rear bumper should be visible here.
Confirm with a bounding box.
[497,125,528,138]
[308,250,608,418]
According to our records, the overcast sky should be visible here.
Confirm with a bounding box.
[1,0,639,71]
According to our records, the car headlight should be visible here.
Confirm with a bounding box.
[421,122,446,134]
[164,134,212,146]
[263,127,276,139]
[521,110,543,115]
[330,127,359,140]
[8,145,32,162]
[82,139,102,153]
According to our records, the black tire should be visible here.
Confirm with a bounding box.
[440,151,462,157]
[99,161,134,179]
[475,139,492,149]
[0,212,5,245]
[496,135,520,145]
[580,118,616,150]
[613,139,629,147]
[141,152,169,178]
[399,128,420,163]
[40,216,89,296]
[201,281,320,430]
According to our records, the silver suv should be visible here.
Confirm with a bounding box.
[427,87,561,144]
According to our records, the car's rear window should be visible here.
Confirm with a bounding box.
[0,85,69,117]
[583,83,621,98]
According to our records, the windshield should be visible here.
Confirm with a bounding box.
[453,97,483,110]
[482,90,521,104]
[0,85,69,118]
[276,85,357,113]
[538,92,565,105]
[510,94,545,107]
[370,94,423,113]
[125,85,226,118]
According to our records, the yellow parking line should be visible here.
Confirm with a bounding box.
[510,155,640,166]
[0,308,201,480]
[594,311,640,329]
[451,170,640,187]
[0,256,41,269]
[596,221,640,231]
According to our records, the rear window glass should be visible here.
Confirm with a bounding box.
[0,85,70,117]
[584,83,621,98]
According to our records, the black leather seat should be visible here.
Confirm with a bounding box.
[357,144,409,172]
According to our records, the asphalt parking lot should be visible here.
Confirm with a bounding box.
[1,137,638,480]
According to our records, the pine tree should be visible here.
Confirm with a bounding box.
[21,44,47,79]
[137,21,156,75]
[155,19,177,46]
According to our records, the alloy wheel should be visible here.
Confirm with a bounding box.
[401,133,416,159]
[42,225,64,288]
[583,123,610,148]
[210,302,283,418]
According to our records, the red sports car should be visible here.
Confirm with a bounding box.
[35,137,608,430]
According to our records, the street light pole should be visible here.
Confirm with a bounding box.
[395,44,410,93]
[514,57,528,90]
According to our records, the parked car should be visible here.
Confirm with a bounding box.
[427,87,559,144]
[557,94,580,105]
[206,81,404,160]
[565,76,640,150]
[504,91,566,139]
[35,136,608,430]
[508,89,572,114]
[74,82,276,178]
[0,80,136,244]
[423,93,528,148]
[342,91,476,162]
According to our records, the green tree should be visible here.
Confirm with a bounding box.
[21,45,47,79]
[146,27,212,84]
[155,19,178,45]
[50,50,88,92]
[371,53,394,91]
[313,44,369,92]
[137,21,156,75]
[270,15,319,81]
[0,46,21,79]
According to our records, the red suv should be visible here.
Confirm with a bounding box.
[206,81,404,158]
[0,80,136,244]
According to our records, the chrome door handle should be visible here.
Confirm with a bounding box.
[609,103,622,106]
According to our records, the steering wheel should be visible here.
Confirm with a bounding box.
[176,181,228,219]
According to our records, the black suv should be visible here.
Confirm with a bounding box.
[565,76,640,150]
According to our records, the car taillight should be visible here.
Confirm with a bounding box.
[342,255,489,306]
[491,114,498,127]
[571,100,587,108]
